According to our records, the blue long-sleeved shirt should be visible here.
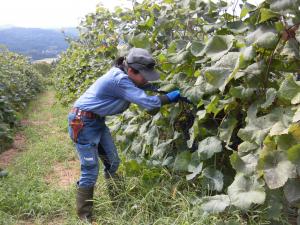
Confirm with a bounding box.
[73,67,162,116]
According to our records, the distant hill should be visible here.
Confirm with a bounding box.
[0,24,14,30]
[0,27,78,60]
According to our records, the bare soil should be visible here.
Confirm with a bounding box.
[20,119,49,126]
[18,217,66,225]
[45,159,80,189]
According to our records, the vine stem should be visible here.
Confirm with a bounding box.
[287,23,300,31]
[263,22,300,89]
[232,0,239,22]
[263,36,281,89]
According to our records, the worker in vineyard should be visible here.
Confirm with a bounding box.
[68,47,180,222]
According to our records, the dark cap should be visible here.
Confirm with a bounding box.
[126,48,160,81]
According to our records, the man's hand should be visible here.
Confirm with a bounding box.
[166,90,181,103]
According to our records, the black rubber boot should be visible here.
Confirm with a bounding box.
[76,185,94,223]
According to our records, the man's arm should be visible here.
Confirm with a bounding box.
[114,77,163,110]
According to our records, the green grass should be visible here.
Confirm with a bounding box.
[0,89,78,225]
[0,89,290,225]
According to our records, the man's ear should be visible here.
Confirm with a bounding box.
[127,67,132,75]
[127,67,135,76]
[128,67,139,75]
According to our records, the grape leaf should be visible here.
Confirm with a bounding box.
[200,195,230,214]
[202,167,224,192]
[262,151,297,189]
[197,136,223,160]
[203,35,234,61]
[228,173,266,209]
[278,74,300,104]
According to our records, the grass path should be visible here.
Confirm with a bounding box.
[0,89,84,225]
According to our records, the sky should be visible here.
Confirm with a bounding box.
[0,0,263,29]
[0,0,132,28]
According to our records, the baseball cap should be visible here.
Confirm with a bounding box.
[126,48,160,81]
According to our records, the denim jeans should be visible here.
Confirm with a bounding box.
[68,112,120,188]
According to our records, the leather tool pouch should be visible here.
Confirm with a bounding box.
[70,117,84,143]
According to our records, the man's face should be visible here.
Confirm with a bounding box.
[127,68,148,87]
[134,73,148,86]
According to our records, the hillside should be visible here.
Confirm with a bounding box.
[0,27,78,60]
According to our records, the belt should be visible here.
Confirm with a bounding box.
[70,107,99,119]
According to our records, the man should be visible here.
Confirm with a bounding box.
[68,48,180,222]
